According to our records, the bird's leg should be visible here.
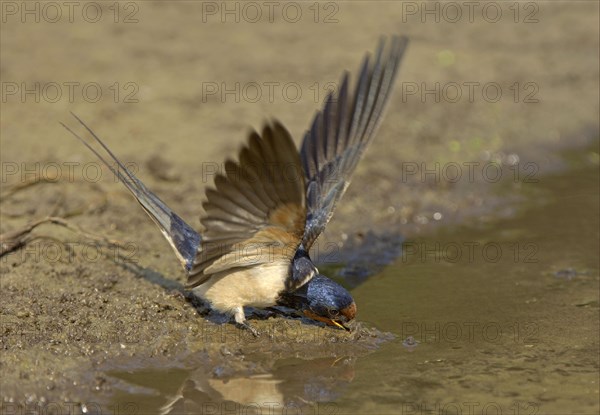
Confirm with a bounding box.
[233,306,260,337]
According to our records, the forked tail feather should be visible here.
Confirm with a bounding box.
[61,112,201,272]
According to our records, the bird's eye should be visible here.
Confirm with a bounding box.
[329,309,339,317]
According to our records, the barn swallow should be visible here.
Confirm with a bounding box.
[62,35,409,335]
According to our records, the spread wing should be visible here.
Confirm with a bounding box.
[300,36,409,249]
[187,122,306,288]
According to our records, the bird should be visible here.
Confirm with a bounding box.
[62,35,409,336]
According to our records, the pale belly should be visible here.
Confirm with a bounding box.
[192,261,290,315]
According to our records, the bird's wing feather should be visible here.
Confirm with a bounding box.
[187,122,306,288]
[300,36,409,249]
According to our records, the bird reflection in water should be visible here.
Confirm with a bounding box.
[120,356,355,414]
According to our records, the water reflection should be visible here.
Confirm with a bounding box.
[109,356,354,415]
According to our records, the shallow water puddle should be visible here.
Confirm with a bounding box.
[106,153,598,414]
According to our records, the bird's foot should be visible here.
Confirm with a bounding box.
[235,321,260,337]
[233,306,260,337]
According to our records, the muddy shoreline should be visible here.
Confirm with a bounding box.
[2,133,597,410]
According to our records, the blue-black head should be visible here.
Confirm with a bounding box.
[279,274,356,330]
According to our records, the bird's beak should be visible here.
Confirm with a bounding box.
[303,310,351,331]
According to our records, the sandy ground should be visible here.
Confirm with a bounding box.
[1,0,599,410]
